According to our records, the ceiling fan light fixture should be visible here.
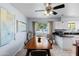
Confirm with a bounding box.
[49,11,52,14]
[44,11,49,16]
[45,13,50,16]
[44,10,52,16]
[35,3,65,16]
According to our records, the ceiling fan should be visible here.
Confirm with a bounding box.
[35,3,65,16]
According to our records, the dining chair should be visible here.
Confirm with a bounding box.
[31,50,48,56]
[24,31,33,48]
[47,34,53,45]
[27,31,33,41]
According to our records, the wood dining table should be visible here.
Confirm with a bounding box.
[25,36,53,56]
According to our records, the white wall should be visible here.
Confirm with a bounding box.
[0,3,27,41]
[62,17,79,30]
[53,21,65,29]
[0,3,27,22]
[0,3,27,55]
[27,19,33,32]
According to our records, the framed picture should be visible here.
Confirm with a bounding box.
[16,20,26,32]
[0,7,15,46]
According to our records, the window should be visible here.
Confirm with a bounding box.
[35,22,48,36]
[68,22,75,30]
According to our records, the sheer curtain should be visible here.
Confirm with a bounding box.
[32,21,35,36]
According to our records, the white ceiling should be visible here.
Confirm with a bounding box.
[11,3,65,18]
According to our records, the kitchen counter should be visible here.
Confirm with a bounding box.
[52,30,79,50]
[53,32,74,37]
[64,32,79,35]
[52,32,78,50]
[55,35,73,50]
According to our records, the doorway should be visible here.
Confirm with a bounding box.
[35,22,48,37]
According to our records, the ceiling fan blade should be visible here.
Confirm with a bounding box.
[53,11,57,15]
[35,10,45,12]
[53,4,65,10]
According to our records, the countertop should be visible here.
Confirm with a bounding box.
[52,32,79,38]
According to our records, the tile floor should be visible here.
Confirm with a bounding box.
[16,44,76,56]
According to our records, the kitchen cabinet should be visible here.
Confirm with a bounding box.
[55,35,73,50]
[63,36,73,50]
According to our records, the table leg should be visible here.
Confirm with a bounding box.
[76,46,79,56]
[47,49,51,56]
[26,49,31,56]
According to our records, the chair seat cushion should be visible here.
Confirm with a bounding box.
[31,50,47,56]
